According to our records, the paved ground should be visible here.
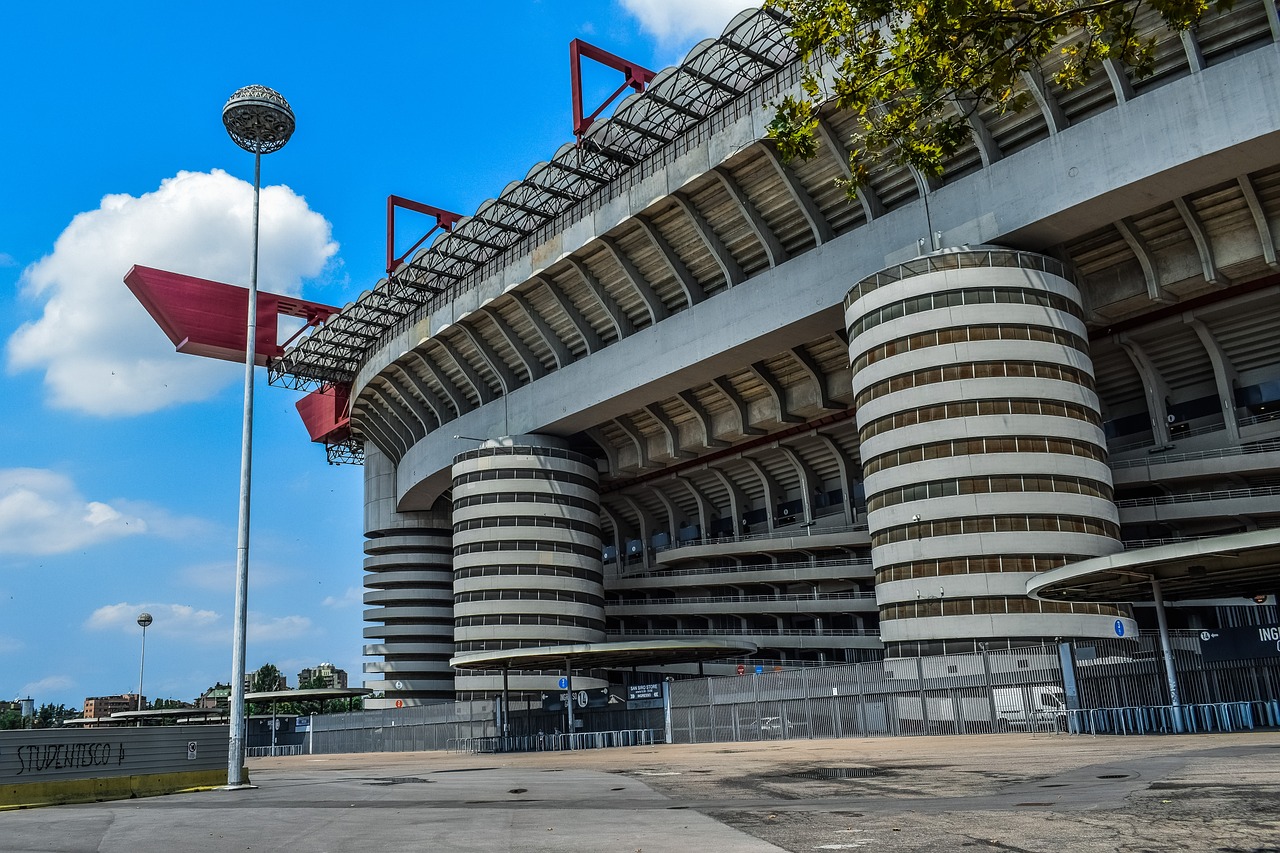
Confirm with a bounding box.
[4,732,1279,852]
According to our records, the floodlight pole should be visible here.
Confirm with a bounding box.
[136,612,153,717]
[221,85,295,788]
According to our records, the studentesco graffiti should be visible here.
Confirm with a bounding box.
[14,742,125,776]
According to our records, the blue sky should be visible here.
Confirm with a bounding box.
[0,0,752,709]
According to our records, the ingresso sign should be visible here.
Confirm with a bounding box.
[1199,623,1280,663]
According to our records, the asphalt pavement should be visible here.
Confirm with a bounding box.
[4,731,1278,852]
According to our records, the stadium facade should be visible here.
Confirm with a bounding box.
[272,3,1280,707]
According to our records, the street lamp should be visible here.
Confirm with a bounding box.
[221,84,295,788]
[136,612,153,713]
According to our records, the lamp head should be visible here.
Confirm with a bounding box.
[222,85,295,154]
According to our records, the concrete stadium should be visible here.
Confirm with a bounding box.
[266,3,1280,708]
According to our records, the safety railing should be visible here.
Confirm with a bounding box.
[246,744,302,757]
[1111,438,1280,470]
[611,591,877,607]
[625,557,873,580]
[653,522,870,554]
[449,728,662,754]
[610,627,881,638]
[1116,484,1280,507]
[1066,701,1273,735]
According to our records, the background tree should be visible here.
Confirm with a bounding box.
[765,0,1228,190]
[251,663,285,693]
[0,708,25,730]
[33,703,74,728]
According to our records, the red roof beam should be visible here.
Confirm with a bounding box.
[123,265,340,366]
[386,195,462,276]
[570,39,655,139]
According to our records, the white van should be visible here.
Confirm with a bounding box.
[992,685,1067,730]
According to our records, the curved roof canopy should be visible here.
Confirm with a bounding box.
[450,639,756,672]
[1028,529,1280,604]
[245,687,372,703]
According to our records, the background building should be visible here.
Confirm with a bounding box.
[83,694,143,718]
[297,663,348,690]
[266,3,1280,707]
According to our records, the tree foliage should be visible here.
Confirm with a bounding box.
[251,663,285,693]
[765,0,1228,191]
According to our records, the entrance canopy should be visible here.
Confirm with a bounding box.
[450,639,756,672]
[1029,528,1280,603]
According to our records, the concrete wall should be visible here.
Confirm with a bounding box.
[0,725,230,809]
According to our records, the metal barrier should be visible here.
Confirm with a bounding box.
[247,744,302,757]
[1066,702,1262,735]
[449,729,662,754]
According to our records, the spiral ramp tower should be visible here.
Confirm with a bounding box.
[845,250,1134,656]
[450,436,609,696]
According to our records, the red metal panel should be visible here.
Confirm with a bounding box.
[123,265,339,366]
[386,196,462,275]
[570,39,655,138]
[295,384,351,444]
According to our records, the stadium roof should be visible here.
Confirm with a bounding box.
[269,6,796,391]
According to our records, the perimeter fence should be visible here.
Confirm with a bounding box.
[295,632,1280,754]
[665,633,1280,742]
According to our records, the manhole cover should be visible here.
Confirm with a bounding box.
[367,777,434,785]
[791,767,880,780]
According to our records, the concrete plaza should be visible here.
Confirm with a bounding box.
[4,732,1278,852]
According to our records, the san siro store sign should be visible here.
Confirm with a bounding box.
[1199,623,1280,663]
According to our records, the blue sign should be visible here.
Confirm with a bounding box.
[558,677,569,689]
[1114,619,1125,637]
[755,665,764,674]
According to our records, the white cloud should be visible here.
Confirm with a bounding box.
[0,252,16,268]
[20,675,74,699]
[249,614,313,643]
[321,587,362,609]
[6,169,338,416]
[0,468,147,556]
[86,602,313,647]
[619,0,750,45]
[0,635,23,654]
[86,602,220,640]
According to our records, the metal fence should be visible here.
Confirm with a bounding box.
[294,632,1280,754]
[305,700,497,755]
[666,633,1280,742]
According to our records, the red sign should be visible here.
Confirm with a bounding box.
[736,664,746,676]
[395,699,404,708]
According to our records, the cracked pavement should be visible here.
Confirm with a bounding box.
[3,732,1277,852]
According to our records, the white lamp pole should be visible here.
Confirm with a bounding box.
[221,85,295,788]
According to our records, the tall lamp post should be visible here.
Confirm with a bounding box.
[221,85,295,787]
[136,612,153,712]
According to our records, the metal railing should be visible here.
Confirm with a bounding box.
[1116,484,1280,508]
[654,522,870,554]
[246,745,301,757]
[611,591,877,607]
[848,250,1074,305]
[1122,536,1208,550]
[610,627,882,638]
[449,728,662,754]
[1111,438,1280,470]
[624,557,873,580]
